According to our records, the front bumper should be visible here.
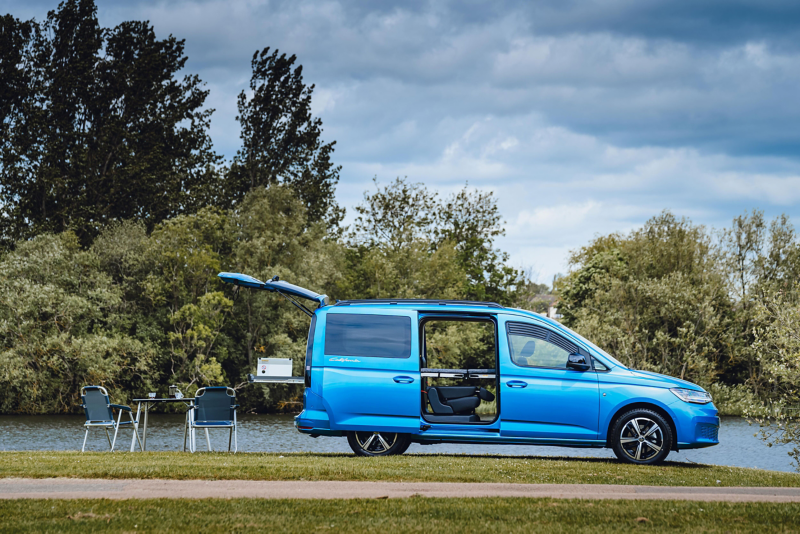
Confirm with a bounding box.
[672,401,720,450]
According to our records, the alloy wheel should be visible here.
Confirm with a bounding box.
[353,431,398,454]
[619,417,664,462]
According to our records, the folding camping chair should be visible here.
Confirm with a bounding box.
[80,386,142,452]
[185,387,238,453]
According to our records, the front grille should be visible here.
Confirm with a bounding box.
[698,423,719,441]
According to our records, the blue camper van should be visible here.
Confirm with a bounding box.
[219,272,719,465]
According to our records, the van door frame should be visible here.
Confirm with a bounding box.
[418,312,500,426]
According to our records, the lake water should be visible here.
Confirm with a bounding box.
[0,414,796,473]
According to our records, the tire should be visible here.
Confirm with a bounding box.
[611,409,672,465]
[393,439,412,455]
[347,431,411,456]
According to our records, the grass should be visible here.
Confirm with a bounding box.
[2,451,799,487]
[1,497,799,533]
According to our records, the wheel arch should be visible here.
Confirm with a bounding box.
[605,402,679,451]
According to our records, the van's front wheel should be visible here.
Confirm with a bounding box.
[347,431,410,456]
[611,409,672,465]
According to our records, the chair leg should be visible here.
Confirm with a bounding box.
[234,424,238,453]
[228,427,232,452]
[82,428,89,452]
[104,427,112,450]
[205,428,212,452]
[111,410,122,452]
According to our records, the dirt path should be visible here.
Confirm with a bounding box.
[1,478,800,502]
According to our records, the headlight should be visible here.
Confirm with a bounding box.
[670,388,712,404]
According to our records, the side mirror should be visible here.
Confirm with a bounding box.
[566,353,591,371]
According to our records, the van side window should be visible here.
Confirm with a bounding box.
[507,322,578,369]
[325,314,411,359]
[306,315,317,362]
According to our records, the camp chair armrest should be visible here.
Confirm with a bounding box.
[232,404,240,409]
[110,404,132,412]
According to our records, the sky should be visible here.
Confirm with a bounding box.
[6,0,800,284]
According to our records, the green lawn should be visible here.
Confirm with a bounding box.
[0,497,798,533]
[2,451,799,487]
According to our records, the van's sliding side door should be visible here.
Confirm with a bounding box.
[320,308,421,433]
[499,317,600,441]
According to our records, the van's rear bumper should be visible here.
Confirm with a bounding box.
[295,409,344,437]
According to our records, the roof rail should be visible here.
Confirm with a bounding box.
[334,299,504,309]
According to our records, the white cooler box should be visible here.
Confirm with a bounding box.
[257,358,293,377]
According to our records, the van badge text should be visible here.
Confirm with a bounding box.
[329,357,360,363]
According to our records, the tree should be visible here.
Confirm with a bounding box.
[437,186,521,304]
[719,211,800,392]
[0,0,219,247]
[228,48,343,227]
[142,207,231,393]
[721,209,766,306]
[348,177,521,304]
[222,185,343,410]
[350,177,438,252]
[226,186,332,369]
[558,212,734,388]
[0,233,158,413]
[750,286,800,470]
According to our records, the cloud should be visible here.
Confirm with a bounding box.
[333,114,800,280]
[4,0,800,283]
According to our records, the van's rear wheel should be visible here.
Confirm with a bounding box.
[347,431,410,456]
[611,409,672,465]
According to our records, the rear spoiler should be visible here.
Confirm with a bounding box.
[218,272,328,317]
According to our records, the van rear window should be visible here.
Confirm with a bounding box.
[324,314,411,359]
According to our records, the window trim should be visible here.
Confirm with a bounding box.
[505,321,595,372]
[592,356,610,372]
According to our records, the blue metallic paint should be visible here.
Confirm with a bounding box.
[499,315,600,439]
[284,301,717,454]
[315,307,421,433]
[218,272,328,306]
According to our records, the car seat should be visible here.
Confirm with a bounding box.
[512,340,537,366]
[427,386,495,415]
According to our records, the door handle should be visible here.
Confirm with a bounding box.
[393,376,415,384]
[506,380,527,388]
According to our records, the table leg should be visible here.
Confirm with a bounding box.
[142,403,149,451]
[130,402,142,452]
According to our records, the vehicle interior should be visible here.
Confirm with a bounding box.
[419,315,498,424]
